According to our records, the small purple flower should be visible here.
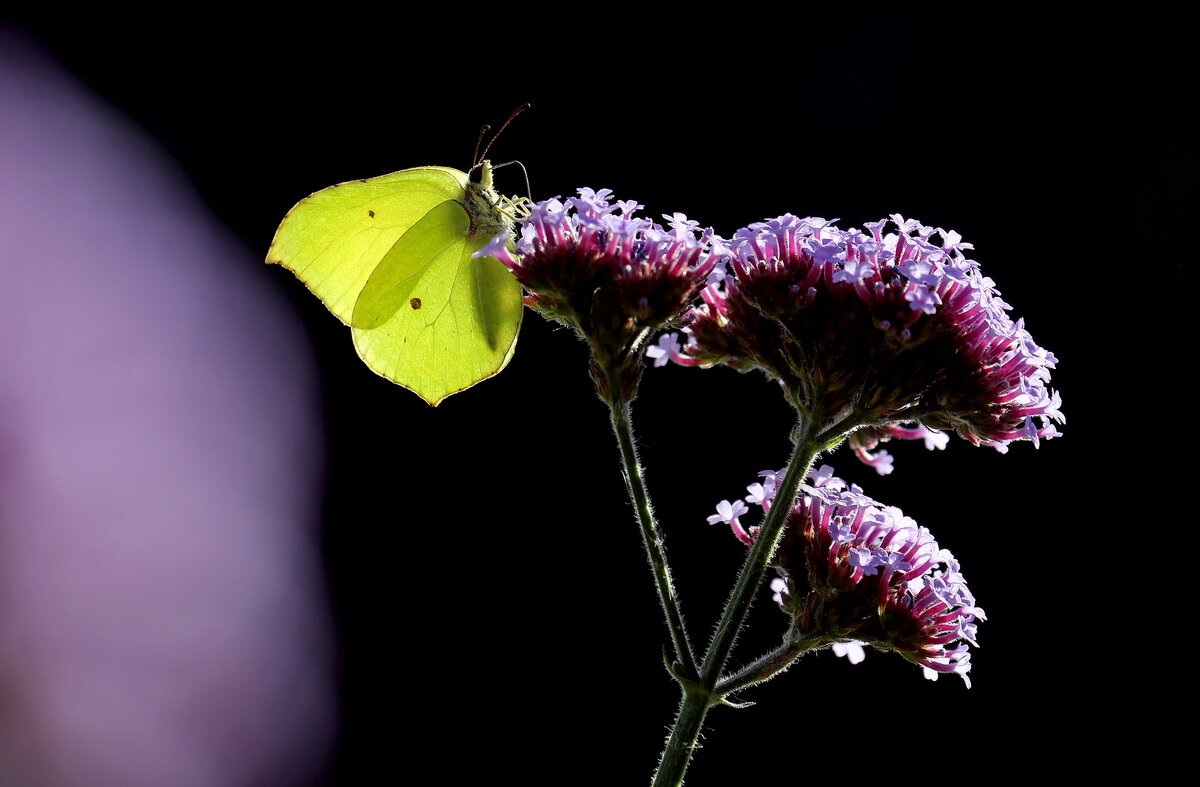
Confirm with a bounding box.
[708,499,752,545]
[831,641,866,664]
[848,422,948,473]
[476,189,721,400]
[670,215,1062,457]
[718,466,982,687]
[707,499,749,526]
[646,331,697,368]
[807,464,837,488]
[770,577,789,605]
[850,443,894,476]
[744,481,772,507]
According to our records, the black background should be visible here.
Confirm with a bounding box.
[6,9,1184,784]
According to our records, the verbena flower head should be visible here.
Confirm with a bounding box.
[659,215,1063,453]
[476,188,722,400]
[715,464,983,687]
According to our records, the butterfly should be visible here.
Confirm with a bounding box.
[266,118,527,406]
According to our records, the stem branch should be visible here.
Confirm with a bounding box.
[715,639,819,696]
[652,413,826,786]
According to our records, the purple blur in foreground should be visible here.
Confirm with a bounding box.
[0,32,333,786]
[715,466,982,686]
[658,215,1063,453]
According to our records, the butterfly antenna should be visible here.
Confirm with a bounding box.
[472,124,493,170]
[474,103,531,169]
[493,160,533,202]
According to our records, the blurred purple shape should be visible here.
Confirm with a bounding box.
[0,30,334,786]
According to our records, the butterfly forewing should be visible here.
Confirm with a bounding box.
[267,167,468,324]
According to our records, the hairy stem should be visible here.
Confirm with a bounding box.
[652,413,823,786]
[715,639,820,696]
[605,387,697,678]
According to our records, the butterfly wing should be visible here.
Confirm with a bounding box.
[267,164,522,405]
[266,166,469,324]
[351,198,522,406]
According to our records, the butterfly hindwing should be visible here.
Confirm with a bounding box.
[351,199,471,330]
[351,204,521,405]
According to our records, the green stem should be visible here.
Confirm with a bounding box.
[700,428,818,676]
[715,639,819,696]
[652,414,823,787]
[606,390,697,677]
[652,686,711,787]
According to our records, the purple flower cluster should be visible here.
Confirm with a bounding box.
[476,189,720,399]
[658,214,1063,452]
[710,465,983,686]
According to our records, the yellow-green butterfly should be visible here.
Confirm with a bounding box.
[266,121,526,406]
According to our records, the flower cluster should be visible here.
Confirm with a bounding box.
[656,214,1062,452]
[477,189,721,400]
[709,465,983,686]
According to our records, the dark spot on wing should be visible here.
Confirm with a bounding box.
[410,297,422,310]
[368,210,375,218]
